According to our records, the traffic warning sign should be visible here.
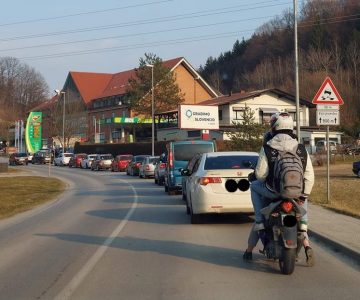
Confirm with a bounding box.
[312,76,344,105]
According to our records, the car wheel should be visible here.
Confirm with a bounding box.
[357,170,360,178]
[186,199,190,215]
[164,184,168,193]
[182,190,187,201]
[189,198,202,224]
[168,188,176,196]
[154,177,158,184]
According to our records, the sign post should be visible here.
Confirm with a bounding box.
[312,77,344,204]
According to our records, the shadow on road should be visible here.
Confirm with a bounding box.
[85,207,253,225]
[36,233,279,274]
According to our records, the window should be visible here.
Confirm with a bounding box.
[260,108,279,125]
[187,130,201,138]
[219,109,223,121]
[174,144,214,161]
[233,107,245,121]
[204,155,258,170]
[234,110,244,121]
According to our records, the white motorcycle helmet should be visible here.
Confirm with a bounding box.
[270,112,294,132]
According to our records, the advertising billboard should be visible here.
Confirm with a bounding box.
[179,105,219,130]
[25,112,42,153]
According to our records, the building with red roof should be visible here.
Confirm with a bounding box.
[52,57,218,144]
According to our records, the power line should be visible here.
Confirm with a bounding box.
[0,15,277,52]
[0,1,291,42]
[19,12,360,62]
[20,30,253,61]
[0,0,174,27]
[7,10,359,57]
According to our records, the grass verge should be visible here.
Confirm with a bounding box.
[0,176,66,219]
[311,159,360,218]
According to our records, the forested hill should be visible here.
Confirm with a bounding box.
[198,0,360,134]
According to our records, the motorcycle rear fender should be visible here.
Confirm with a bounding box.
[261,199,307,220]
[281,222,298,249]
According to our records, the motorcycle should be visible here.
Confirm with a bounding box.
[258,197,307,275]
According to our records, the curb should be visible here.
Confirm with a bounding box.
[309,229,360,265]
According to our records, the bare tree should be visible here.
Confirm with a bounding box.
[346,40,360,88]
[49,92,87,149]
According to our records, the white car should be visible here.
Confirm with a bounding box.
[80,154,97,169]
[184,151,259,224]
[139,156,159,178]
[54,152,74,166]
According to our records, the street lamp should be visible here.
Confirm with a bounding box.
[54,89,66,150]
[294,0,300,140]
[146,64,155,156]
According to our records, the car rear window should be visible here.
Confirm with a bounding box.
[64,154,73,157]
[100,155,113,160]
[135,156,147,162]
[174,144,214,161]
[204,155,258,170]
[120,155,133,160]
[16,153,28,157]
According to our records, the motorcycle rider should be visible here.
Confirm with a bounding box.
[243,112,315,265]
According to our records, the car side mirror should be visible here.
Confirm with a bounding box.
[181,169,190,176]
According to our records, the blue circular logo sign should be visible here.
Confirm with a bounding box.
[185,109,192,118]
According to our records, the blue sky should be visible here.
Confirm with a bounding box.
[0,0,294,94]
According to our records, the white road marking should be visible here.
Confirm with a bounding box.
[54,180,138,300]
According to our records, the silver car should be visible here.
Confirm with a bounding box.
[81,154,97,169]
[91,154,114,171]
[139,156,159,178]
[154,153,167,185]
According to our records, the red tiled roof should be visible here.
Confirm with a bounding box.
[97,57,184,99]
[99,69,137,98]
[70,71,113,104]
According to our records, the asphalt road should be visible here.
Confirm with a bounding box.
[0,164,359,300]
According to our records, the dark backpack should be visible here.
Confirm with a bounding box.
[266,145,305,199]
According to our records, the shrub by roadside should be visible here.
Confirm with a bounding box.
[311,159,360,218]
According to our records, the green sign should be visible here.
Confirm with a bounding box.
[25,112,42,153]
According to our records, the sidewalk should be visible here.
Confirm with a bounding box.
[308,203,360,262]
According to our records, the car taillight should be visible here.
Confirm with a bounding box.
[136,162,141,168]
[160,163,166,169]
[199,177,222,186]
[169,152,173,168]
[281,201,294,213]
[145,165,150,171]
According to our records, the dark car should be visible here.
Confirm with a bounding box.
[154,153,167,185]
[69,153,87,168]
[91,154,114,171]
[180,153,202,201]
[32,150,52,164]
[126,155,150,176]
[164,140,216,195]
[111,154,133,172]
[9,152,28,165]
[353,160,360,178]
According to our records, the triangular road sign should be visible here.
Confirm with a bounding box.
[312,76,344,105]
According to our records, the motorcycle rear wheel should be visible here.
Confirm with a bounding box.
[279,248,296,275]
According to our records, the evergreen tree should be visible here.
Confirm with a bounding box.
[227,106,267,152]
[126,53,184,117]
